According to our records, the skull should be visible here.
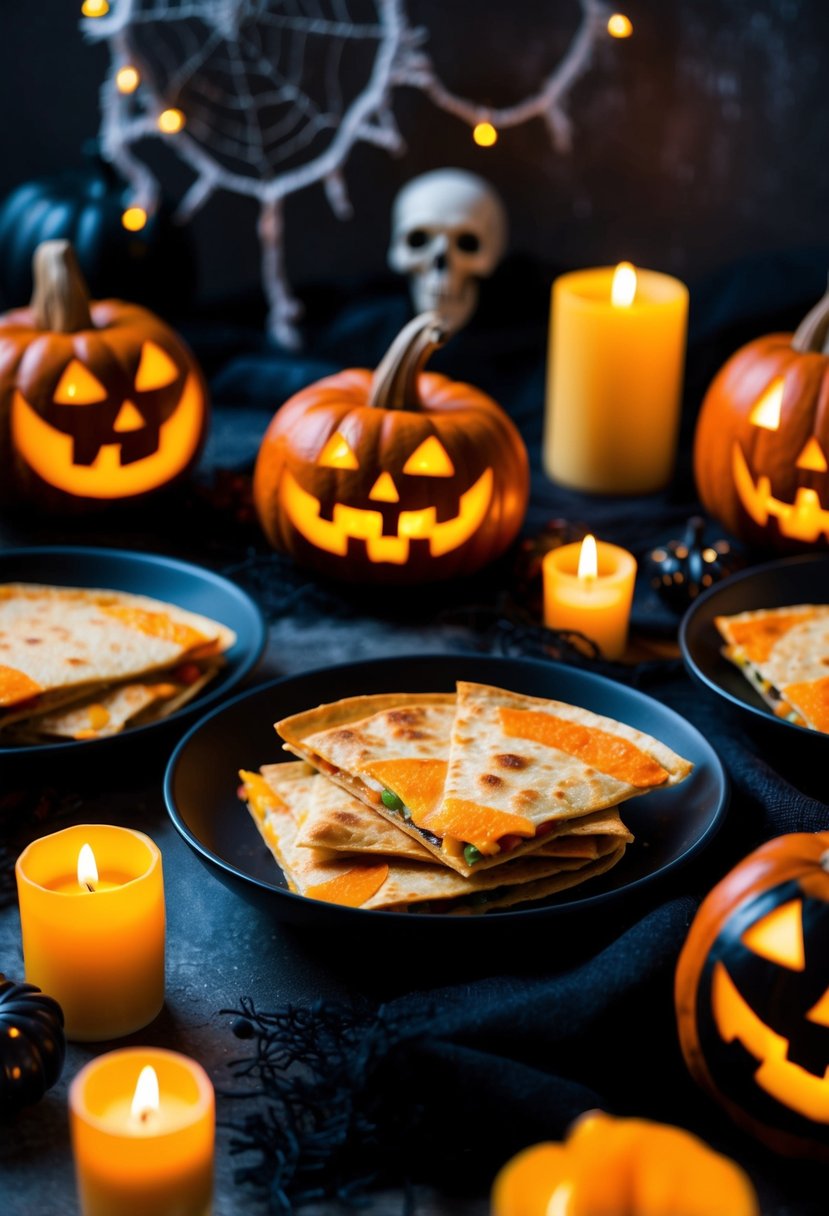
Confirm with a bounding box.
[388,169,508,334]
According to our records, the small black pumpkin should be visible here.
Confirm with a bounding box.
[0,974,65,1116]
[646,516,743,612]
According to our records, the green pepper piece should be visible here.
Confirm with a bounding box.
[381,789,404,812]
[464,844,483,866]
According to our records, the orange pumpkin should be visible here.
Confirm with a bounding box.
[253,312,529,583]
[0,239,208,507]
[694,286,829,551]
[676,833,829,1159]
[491,1111,758,1216]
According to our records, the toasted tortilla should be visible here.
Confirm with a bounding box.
[715,606,829,732]
[0,583,235,728]
[240,763,626,913]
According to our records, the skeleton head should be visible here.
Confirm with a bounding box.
[389,169,508,333]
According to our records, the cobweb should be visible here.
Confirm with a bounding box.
[85,0,613,346]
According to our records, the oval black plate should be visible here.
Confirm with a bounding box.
[0,546,266,760]
[680,553,829,743]
[165,654,727,932]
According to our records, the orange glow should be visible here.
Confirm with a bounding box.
[610,261,637,307]
[807,986,829,1027]
[732,443,829,542]
[368,472,399,502]
[121,206,148,232]
[473,121,498,148]
[81,0,109,15]
[77,843,98,890]
[158,108,185,134]
[131,1065,160,1121]
[135,341,180,391]
[318,432,359,469]
[402,435,455,476]
[116,65,141,94]
[54,361,108,405]
[577,533,598,581]
[749,378,785,431]
[113,402,146,433]
[607,13,633,38]
[11,373,206,500]
[279,467,493,563]
[546,1183,574,1216]
[741,900,805,970]
[796,437,828,472]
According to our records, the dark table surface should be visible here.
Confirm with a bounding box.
[2,256,829,1215]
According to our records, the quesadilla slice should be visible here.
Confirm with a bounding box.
[715,605,829,731]
[239,763,626,914]
[0,583,235,730]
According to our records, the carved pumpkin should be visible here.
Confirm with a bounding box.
[253,313,529,583]
[0,974,65,1115]
[676,833,829,1158]
[694,286,829,551]
[491,1111,758,1216]
[0,239,208,507]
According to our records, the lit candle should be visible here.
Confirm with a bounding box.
[543,534,637,659]
[16,824,165,1041]
[70,1047,214,1216]
[544,262,688,494]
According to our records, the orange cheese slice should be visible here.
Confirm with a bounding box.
[305,863,389,907]
[87,704,111,731]
[500,708,668,789]
[364,758,448,825]
[0,664,43,707]
[725,611,815,664]
[239,770,286,822]
[423,798,535,853]
[781,676,829,733]
[101,605,209,653]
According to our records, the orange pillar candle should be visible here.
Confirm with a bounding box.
[543,534,637,660]
[16,824,164,1041]
[70,1047,214,1216]
[544,262,689,493]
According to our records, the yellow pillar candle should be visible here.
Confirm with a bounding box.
[70,1047,214,1216]
[543,534,637,660]
[544,262,689,494]
[16,824,165,1041]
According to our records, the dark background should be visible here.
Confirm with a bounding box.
[1,0,828,307]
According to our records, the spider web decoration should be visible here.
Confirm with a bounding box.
[84,0,619,346]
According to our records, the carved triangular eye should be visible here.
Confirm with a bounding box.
[54,360,108,405]
[796,437,828,472]
[135,342,179,391]
[807,985,829,1026]
[749,378,784,431]
[318,432,359,469]
[403,436,455,476]
[741,899,805,970]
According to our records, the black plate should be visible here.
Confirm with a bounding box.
[0,546,266,759]
[680,553,829,743]
[164,654,727,933]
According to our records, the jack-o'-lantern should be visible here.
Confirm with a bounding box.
[676,832,829,1159]
[253,312,529,583]
[0,239,208,507]
[491,1111,758,1216]
[694,285,829,551]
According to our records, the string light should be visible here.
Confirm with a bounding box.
[607,13,633,38]
[121,206,148,232]
[472,121,498,148]
[157,107,185,134]
[116,65,141,94]
[81,0,110,16]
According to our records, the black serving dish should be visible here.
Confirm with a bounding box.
[165,654,728,937]
[0,546,266,765]
[680,552,829,749]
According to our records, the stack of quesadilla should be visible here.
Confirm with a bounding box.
[0,583,236,743]
[715,604,829,732]
[238,681,693,915]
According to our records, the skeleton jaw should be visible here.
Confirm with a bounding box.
[733,442,829,543]
[412,273,478,333]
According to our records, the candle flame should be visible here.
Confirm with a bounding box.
[607,13,633,38]
[577,534,598,581]
[77,843,99,890]
[131,1065,160,1122]
[611,261,637,307]
[546,1182,575,1216]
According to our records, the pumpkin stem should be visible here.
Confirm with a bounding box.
[30,240,93,333]
[792,278,829,355]
[368,312,447,411]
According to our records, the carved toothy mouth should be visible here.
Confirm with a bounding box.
[281,467,494,564]
[712,960,829,1120]
[733,442,829,542]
